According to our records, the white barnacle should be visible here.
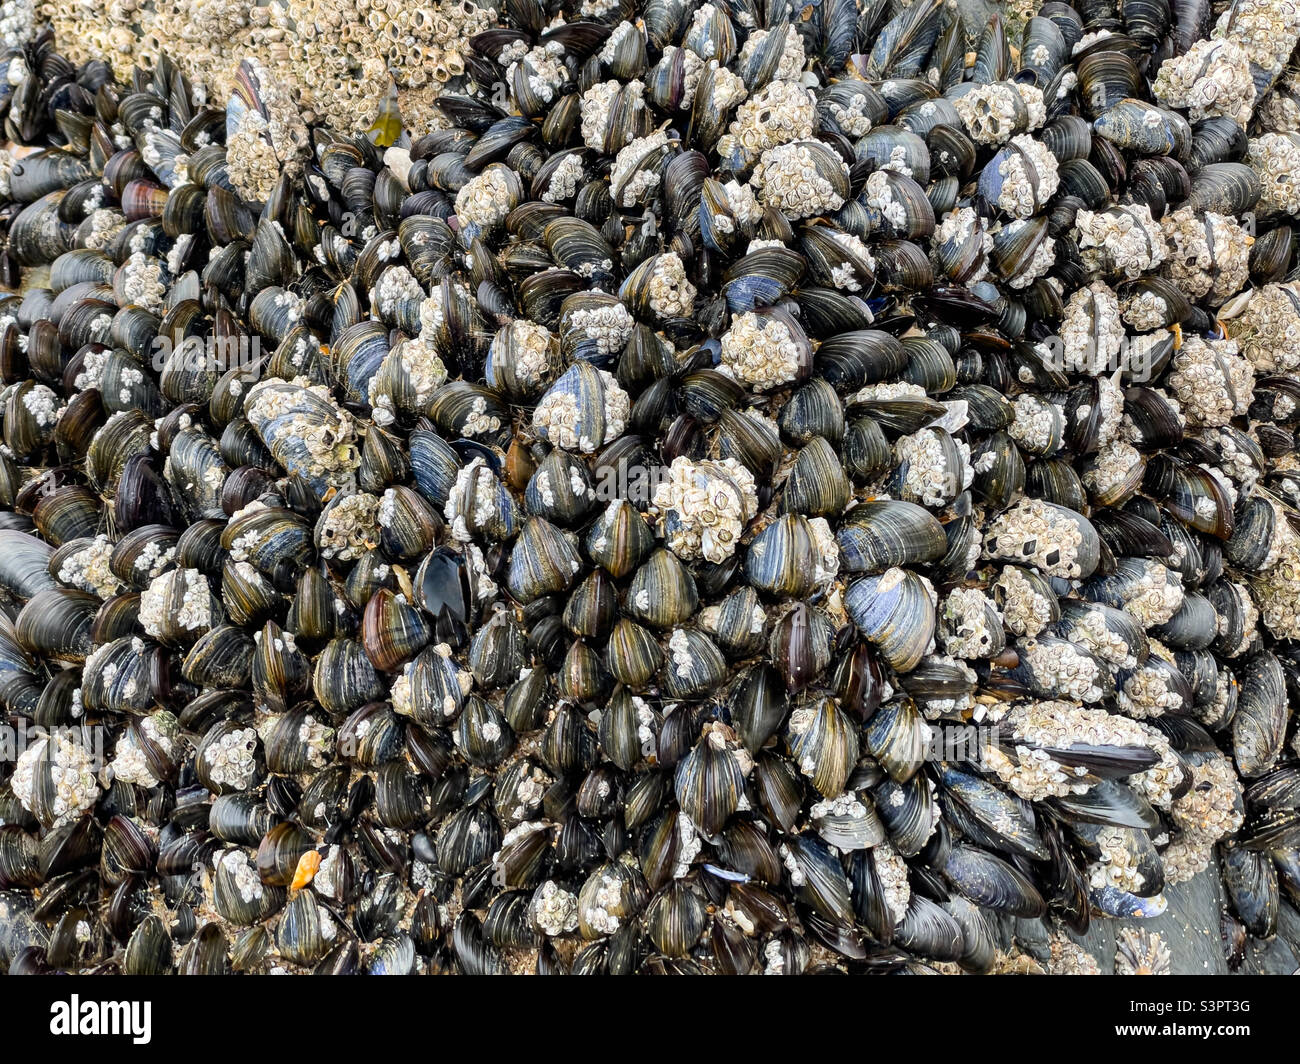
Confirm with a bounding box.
[1154,37,1257,126]
[12,733,101,825]
[952,81,1024,145]
[1162,207,1251,305]
[1074,204,1167,280]
[643,252,697,319]
[652,456,757,563]
[1166,336,1254,427]
[1058,281,1124,374]
[749,140,847,219]
[718,311,804,390]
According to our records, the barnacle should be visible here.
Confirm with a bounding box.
[716,79,817,167]
[652,456,757,564]
[952,81,1026,145]
[1247,133,1300,215]
[1074,204,1167,280]
[1161,207,1252,305]
[1059,281,1124,373]
[749,140,847,219]
[719,310,804,390]
[1153,38,1257,125]
[1165,337,1254,428]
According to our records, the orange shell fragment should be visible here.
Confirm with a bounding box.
[291,849,322,891]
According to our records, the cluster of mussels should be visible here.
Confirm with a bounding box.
[1,0,1300,976]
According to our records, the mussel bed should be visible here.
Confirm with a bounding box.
[0,0,1298,975]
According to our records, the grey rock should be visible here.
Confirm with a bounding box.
[1065,866,1229,974]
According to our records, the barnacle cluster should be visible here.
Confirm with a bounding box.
[1166,337,1254,428]
[652,456,757,565]
[1152,38,1257,126]
[989,134,1058,218]
[1161,207,1252,305]
[1074,204,1166,280]
[1059,281,1124,373]
[750,140,848,220]
[952,81,1030,145]
[719,309,804,390]
[1115,927,1172,975]
[1228,280,1300,372]
[1246,132,1300,216]
[717,80,814,167]
[0,0,1298,981]
[37,0,492,135]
